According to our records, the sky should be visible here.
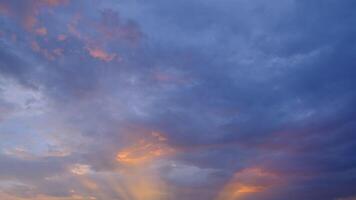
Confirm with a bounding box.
[0,0,356,200]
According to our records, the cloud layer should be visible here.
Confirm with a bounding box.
[1,0,356,199]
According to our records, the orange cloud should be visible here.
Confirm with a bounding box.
[218,183,266,200]
[110,131,173,199]
[116,132,174,165]
[216,167,281,200]
[87,47,116,62]
[64,9,141,63]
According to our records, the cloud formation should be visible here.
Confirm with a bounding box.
[1,0,356,200]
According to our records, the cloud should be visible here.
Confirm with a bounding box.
[86,47,117,62]
[216,167,282,200]
[70,164,92,175]
[0,0,68,30]
[98,9,142,44]
[1,0,356,200]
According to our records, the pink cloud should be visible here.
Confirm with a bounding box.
[63,10,141,63]
[31,40,63,60]
[0,0,69,30]
[87,47,117,62]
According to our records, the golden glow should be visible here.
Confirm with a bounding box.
[217,183,266,200]
[112,131,173,199]
[116,132,174,165]
[216,167,279,200]
[235,185,265,193]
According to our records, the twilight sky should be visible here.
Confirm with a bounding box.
[0,0,356,200]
